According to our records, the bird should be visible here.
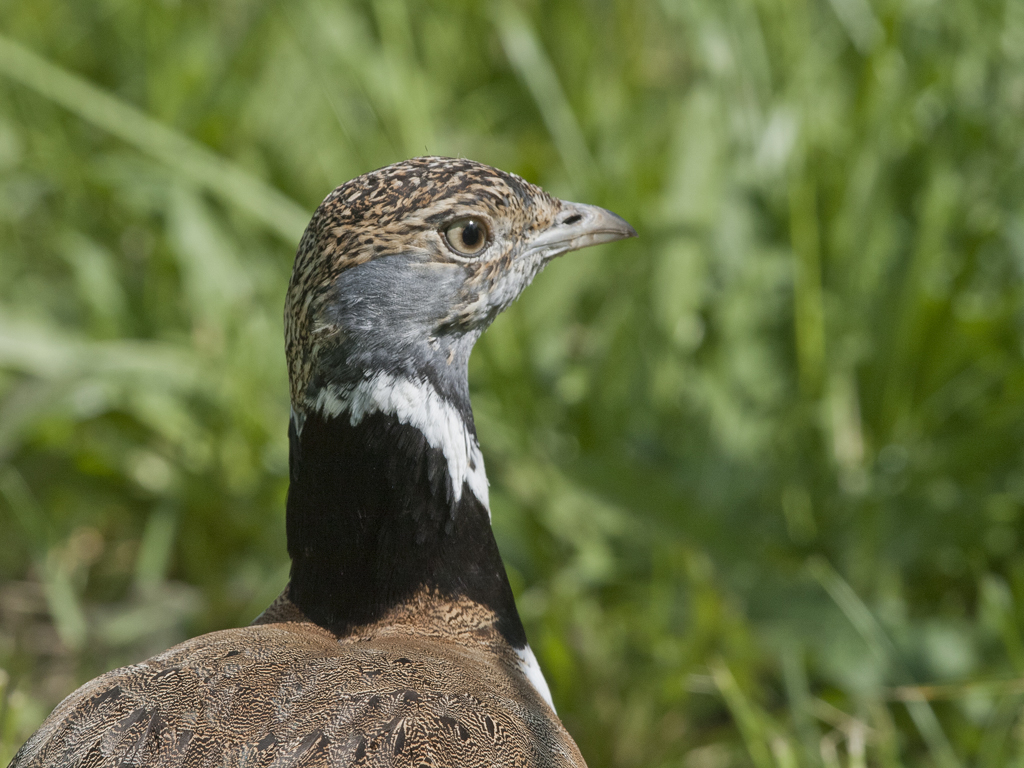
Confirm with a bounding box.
[10,156,636,768]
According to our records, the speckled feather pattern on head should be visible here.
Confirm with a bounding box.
[286,157,562,415]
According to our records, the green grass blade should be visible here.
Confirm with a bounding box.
[0,468,87,650]
[492,3,593,185]
[709,657,776,768]
[789,169,826,398]
[0,33,309,241]
[0,313,201,385]
[808,556,961,768]
[781,644,823,765]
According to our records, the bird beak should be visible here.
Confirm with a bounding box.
[525,201,637,261]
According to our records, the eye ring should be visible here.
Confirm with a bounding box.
[443,218,489,257]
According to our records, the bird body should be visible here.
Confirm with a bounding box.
[14,601,578,767]
[10,157,635,768]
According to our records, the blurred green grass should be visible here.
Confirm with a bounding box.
[1,0,1023,765]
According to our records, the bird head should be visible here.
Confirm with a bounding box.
[285,157,635,440]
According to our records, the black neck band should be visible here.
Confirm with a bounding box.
[285,408,526,647]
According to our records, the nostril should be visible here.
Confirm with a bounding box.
[562,214,582,225]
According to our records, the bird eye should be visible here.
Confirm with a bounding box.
[443,218,489,257]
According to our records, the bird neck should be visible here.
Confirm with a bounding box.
[284,374,527,648]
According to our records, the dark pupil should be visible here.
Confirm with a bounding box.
[461,221,482,247]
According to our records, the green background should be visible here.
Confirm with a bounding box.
[1,0,1023,765]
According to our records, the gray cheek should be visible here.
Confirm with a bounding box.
[318,255,470,389]
[328,256,465,339]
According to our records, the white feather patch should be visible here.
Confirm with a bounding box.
[311,373,489,511]
[516,645,555,712]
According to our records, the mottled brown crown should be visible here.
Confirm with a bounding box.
[284,157,563,410]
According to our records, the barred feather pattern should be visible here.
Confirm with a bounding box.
[11,595,583,768]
